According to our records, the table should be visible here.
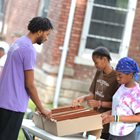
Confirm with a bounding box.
[22,119,104,140]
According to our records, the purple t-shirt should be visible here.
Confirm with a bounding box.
[0,36,36,112]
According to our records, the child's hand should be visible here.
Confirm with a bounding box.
[87,99,100,108]
[72,96,84,107]
[101,112,114,125]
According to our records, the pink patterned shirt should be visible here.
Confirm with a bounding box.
[109,82,140,136]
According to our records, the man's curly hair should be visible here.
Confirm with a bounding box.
[28,17,53,33]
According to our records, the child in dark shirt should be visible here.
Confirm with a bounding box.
[72,46,119,139]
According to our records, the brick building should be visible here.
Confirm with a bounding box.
[0,0,140,106]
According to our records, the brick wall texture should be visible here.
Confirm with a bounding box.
[2,0,140,105]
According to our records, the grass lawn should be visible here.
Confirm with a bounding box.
[18,100,53,140]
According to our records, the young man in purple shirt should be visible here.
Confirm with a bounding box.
[0,17,53,140]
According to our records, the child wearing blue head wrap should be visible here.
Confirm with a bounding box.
[102,57,140,140]
[116,57,140,81]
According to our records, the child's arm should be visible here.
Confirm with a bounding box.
[72,92,94,106]
[119,113,140,123]
[100,101,112,108]
[84,92,94,101]
[87,100,112,109]
[102,113,140,125]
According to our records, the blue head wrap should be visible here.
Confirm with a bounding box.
[115,57,140,81]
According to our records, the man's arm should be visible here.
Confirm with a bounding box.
[24,70,51,117]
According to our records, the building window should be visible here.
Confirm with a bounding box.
[0,0,4,15]
[35,0,50,53]
[0,0,4,33]
[75,0,137,66]
[38,0,50,17]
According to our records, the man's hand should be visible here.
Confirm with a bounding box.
[39,108,52,119]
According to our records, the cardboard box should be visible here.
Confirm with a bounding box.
[33,106,84,129]
[33,106,103,137]
[32,112,44,129]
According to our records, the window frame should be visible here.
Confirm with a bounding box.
[75,0,137,66]
[0,0,4,17]
[0,0,4,14]
[0,0,4,33]
[38,0,50,17]
[36,0,50,53]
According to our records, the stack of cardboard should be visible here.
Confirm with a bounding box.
[33,106,103,138]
